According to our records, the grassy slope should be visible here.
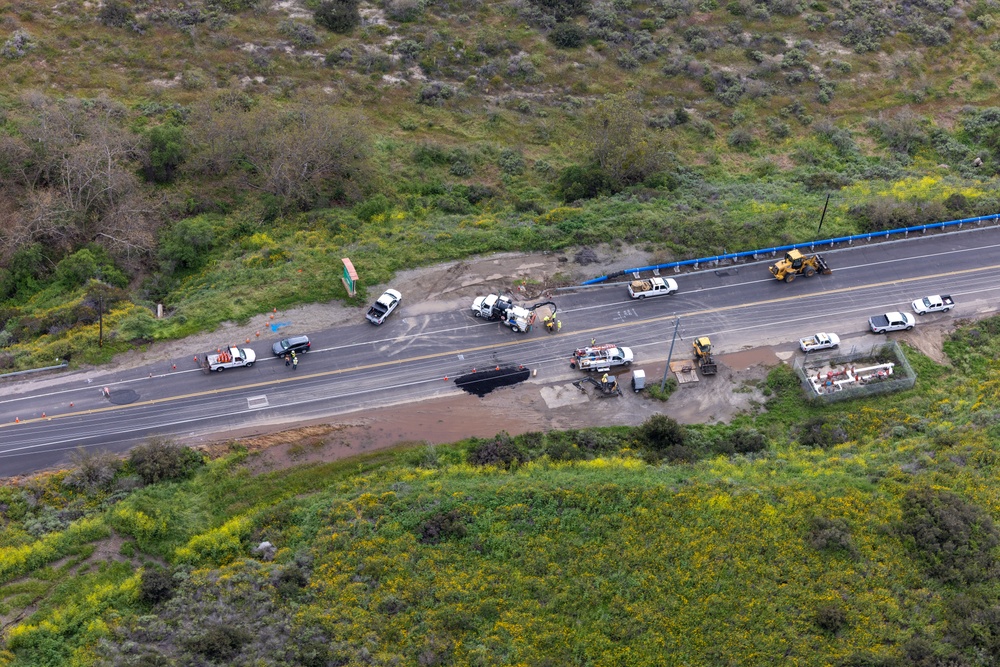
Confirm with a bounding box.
[3,315,1000,665]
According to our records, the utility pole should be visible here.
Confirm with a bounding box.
[817,192,831,235]
[98,295,104,348]
[661,316,680,391]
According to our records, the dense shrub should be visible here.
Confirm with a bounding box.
[498,148,526,175]
[385,0,423,22]
[945,593,1000,657]
[99,0,135,27]
[128,439,204,485]
[797,415,849,449]
[722,427,768,454]
[556,163,613,201]
[467,432,528,468]
[280,20,318,47]
[727,128,756,151]
[529,0,589,20]
[159,216,217,270]
[353,193,393,221]
[807,516,858,557]
[143,124,186,184]
[63,448,122,493]
[140,567,176,606]
[314,0,360,33]
[814,602,848,634]
[183,623,252,661]
[418,509,469,544]
[867,109,927,155]
[638,414,686,454]
[852,197,947,233]
[899,486,1000,584]
[417,83,455,105]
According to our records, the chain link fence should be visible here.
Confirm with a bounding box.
[792,340,917,403]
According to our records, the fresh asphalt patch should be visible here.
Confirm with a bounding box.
[454,366,531,397]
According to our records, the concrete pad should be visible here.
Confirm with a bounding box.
[540,384,591,409]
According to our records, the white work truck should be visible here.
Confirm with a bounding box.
[799,332,841,353]
[204,346,256,372]
[503,305,535,333]
[471,294,514,320]
[570,345,634,372]
[628,277,678,299]
[366,289,402,325]
[869,312,915,334]
[911,294,954,315]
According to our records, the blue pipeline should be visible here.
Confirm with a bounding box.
[580,213,1000,285]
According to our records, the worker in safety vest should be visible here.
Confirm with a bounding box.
[601,372,609,386]
[291,351,298,371]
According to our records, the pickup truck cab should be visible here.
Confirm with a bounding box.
[799,332,840,352]
[472,294,514,320]
[911,294,954,315]
[204,346,256,372]
[628,277,679,299]
[366,289,402,325]
[869,312,915,334]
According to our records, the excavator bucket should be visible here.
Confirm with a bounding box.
[814,254,832,275]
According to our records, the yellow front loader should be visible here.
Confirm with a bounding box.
[768,249,832,283]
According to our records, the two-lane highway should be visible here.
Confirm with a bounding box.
[3,225,1000,475]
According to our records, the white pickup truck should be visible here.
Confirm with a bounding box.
[628,277,678,299]
[799,332,840,352]
[366,289,402,325]
[204,346,256,372]
[911,294,954,315]
[570,345,634,372]
[869,312,915,334]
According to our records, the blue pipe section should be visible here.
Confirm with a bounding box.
[581,213,1000,285]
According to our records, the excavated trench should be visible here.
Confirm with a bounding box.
[454,366,531,397]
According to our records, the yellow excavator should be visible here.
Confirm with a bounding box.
[693,337,717,376]
[768,249,832,283]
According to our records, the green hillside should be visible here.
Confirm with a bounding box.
[3,315,1000,665]
[4,0,1000,368]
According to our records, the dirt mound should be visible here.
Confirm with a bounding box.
[574,247,599,265]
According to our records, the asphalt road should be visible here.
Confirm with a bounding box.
[3,225,1000,476]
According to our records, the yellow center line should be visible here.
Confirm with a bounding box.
[6,262,1000,428]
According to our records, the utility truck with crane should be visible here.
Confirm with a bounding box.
[470,295,557,333]
[768,249,832,283]
[570,344,634,372]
